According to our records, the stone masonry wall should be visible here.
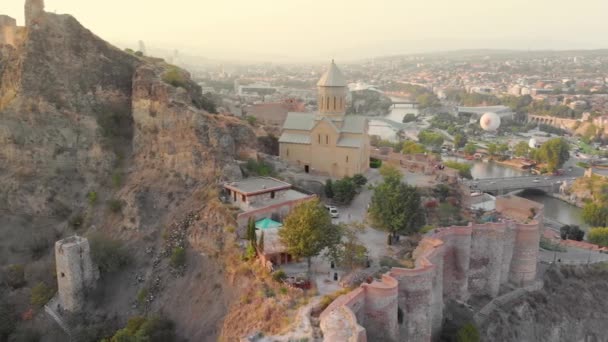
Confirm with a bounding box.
[0,16,16,47]
[55,236,99,311]
[320,196,542,342]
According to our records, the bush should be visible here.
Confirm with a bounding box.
[245,115,257,126]
[588,227,608,247]
[456,323,480,342]
[271,270,287,283]
[332,177,357,205]
[103,316,176,342]
[89,234,130,275]
[444,161,473,179]
[162,67,187,89]
[30,282,55,308]
[87,191,98,205]
[420,225,435,234]
[170,247,186,268]
[370,158,382,168]
[68,213,84,229]
[5,264,25,289]
[244,159,274,177]
[559,225,585,241]
[324,179,334,199]
[111,173,122,188]
[539,237,566,252]
[137,288,149,306]
[352,174,368,187]
[107,199,124,214]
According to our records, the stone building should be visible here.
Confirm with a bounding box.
[320,195,543,341]
[25,0,45,27]
[278,61,370,178]
[55,236,99,311]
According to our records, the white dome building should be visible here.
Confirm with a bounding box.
[529,138,538,149]
[480,112,501,131]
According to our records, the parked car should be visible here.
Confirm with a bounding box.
[329,208,339,218]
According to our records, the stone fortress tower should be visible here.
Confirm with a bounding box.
[25,0,45,27]
[0,16,17,46]
[55,236,99,311]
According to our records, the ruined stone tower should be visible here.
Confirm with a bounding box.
[55,236,99,311]
[25,0,45,27]
[0,15,17,46]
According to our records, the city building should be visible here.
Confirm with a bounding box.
[278,61,370,178]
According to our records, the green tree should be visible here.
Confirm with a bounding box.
[402,141,426,154]
[246,217,257,243]
[582,202,608,227]
[487,143,497,156]
[369,174,425,237]
[588,227,608,247]
[170,247,186,268]
[379,164,402,180]
[444,161,473,179]
[331,225,368,270]
[514,141,530,157]
[258,231,265,253]
[497,143,509,155]
[418,130,444,149]
[325,179,334,199]
[464,143,477,156]
[454,133,467,149]
[332,177,357,205]
[279,200,341,275]
[352,174,368,187]
[534,138,570,172]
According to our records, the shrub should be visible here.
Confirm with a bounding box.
[588,227,608,247]
[107,199,124,214]
[30,282,55,308]
[68,213,84,229]
[271,270,287,283]
[87,191,98,205]
[137,288,149,306]
[444,161,473,179]
[162,67,187,88]
[332,177,357,205]
[539,237,566,252]
[420,225,435,234]
[456,323,480,342]
[170,247,186,268]
[103,316,177,342]
[279,287,288,295]
[111,173,122,188]
[245,115,257,126]
[89,234,130,275]
[324,179,334,199]
[352,174,368,187]
[369,158,382,168]
[26,237,50,260]
[244,159,274,177]
[559,225,585,241]
[5,264,25,289]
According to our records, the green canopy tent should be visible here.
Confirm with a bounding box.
[255,218,283,230]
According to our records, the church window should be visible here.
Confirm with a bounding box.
[326,135,329,144]
[327,97,330,110]
[286,148,289,157]
[334,96,336,110]
[318,134,321,144]
[346,155,349,163]
[241,194,246,202]
[320,97,323,109]
[340,97,343,109]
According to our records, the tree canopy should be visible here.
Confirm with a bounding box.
[533,138,570,172]
[418,130,444,149]
[279,200,341,273]
[402,141,426,154]
[369,171,425,236]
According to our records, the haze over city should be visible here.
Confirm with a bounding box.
[3,0,608,61]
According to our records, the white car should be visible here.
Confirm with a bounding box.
[329,208,339,218]
[533,179,540,183]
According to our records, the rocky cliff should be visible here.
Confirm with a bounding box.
[0,7,256,341]
[481,264,608,342]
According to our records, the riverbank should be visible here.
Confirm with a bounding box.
[493,158,532,171]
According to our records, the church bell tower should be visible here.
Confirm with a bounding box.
[316,60,348,123]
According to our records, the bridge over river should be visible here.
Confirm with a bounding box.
[464,175,575,195]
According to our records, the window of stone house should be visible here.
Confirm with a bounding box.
[241,194,246,202]
[271,191,275,199]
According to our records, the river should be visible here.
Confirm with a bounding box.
[368,97,418,142]
[444,157,587,229]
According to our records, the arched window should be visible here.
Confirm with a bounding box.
[346,155,349,163]
[327,97,330,110]
[334,96,336,110]
[326,135,329,144]
[320,97,323,109]
[318,134,321,144]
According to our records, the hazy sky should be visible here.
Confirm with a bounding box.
[3,0,608,61]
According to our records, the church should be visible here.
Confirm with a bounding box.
[278,61,370,178]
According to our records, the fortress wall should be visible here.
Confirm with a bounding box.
[433,227,472,301]
[500,223,516,284]
[468,223,507,298]
[0,16,17,47]
[320,195,543,342]
[391,266,435,342]
[509,222,541,286]
[361,275,399,342]
[319,306,366,342]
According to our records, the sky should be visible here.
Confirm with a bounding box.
[3,0,608,62]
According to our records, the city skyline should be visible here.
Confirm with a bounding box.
[3,0,608,62]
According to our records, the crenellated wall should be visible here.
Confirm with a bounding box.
[320,195,543,342]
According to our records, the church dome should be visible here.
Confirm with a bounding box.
[317,60,347,87]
